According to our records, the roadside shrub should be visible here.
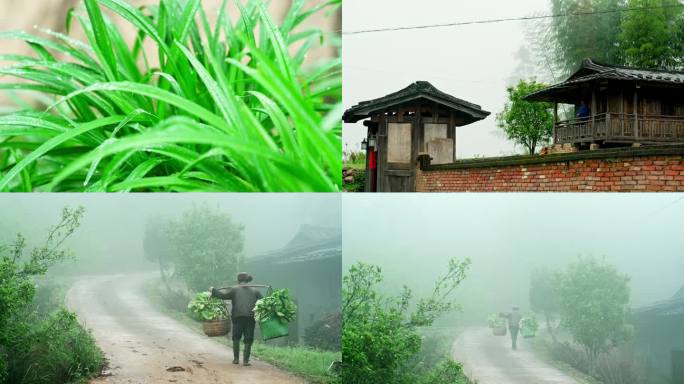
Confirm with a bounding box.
[419,360,469,384]
[345,169,366,192]
[304,312,341,351]
[0,207,103,384]
[413,330,453,368]
[161,287,191,313]
[30,280,68,316]
[547,340,647,384]
[342,260,471,384]
[547,341,593,373]
[594,345,647,384]
[5,310,103,384]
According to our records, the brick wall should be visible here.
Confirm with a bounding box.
[415,147,684,192]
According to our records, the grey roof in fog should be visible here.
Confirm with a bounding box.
[633,285,684,317]
[247,224,341,265]
[675,285,684,299]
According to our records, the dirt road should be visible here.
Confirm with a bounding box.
[66,273,306,384]
[452,327,582,384]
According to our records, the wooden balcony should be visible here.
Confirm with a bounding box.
[555,113,684,145]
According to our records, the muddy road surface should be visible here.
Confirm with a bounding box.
[66,273,306,384]
[452,327,582,384]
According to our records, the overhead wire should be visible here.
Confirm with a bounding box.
[343,3,684,35]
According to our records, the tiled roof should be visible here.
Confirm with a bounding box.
[247,225,341,264]
[525,59,684,102]
[343,81,490,124]
[634,285,684,317]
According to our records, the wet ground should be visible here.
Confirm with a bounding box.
[452,327,582,384]
[66,273,306,384]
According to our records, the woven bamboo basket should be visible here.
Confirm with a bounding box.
[203,318,231,337]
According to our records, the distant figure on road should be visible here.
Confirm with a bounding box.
[576,100,590,119]
[500,306,523,350]
[211,272,264,366]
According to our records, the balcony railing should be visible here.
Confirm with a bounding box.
[555,113,684,144]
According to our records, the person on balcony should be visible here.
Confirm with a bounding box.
[576,100,590,119]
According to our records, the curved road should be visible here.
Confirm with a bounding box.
[452,327,581,384]
[66,273,305,384]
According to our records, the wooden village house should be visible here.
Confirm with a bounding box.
[526,59,684,150]
[343,81,490,192]
[633,285,684,383]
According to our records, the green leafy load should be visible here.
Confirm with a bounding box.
[521,315,539,332]
[187,291,228,321]
[487,314,506,328]
[253,289,297,323]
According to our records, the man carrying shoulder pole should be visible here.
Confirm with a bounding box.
[210,272,264,366]
[500,306,523,350]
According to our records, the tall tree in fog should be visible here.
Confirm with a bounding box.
[529,268,560,342]
[534,0,684,77]
[555,256,631,360]
[167,206,244,292]
[546,0,625,77]
[143,216,174,293]
[619,0,684,70]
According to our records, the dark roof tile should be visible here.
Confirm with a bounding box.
[526,59,684,102]
[343,81,490,124]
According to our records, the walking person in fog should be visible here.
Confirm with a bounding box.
[211,272,263,366]
[500,306,523,350]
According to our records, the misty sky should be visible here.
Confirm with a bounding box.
[343,0,549,158]
[343,194,684,320]
[0,194,341,273]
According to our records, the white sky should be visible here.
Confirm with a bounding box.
[1,194,341,262]
[343,0,549,158]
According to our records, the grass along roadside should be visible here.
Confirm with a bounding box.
[144,279,340,384]
[528,333,599,384]
[1,276,105,384]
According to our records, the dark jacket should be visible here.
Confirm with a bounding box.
[502,311,523,329]
[212,284,263,318]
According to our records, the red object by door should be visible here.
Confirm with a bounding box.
[369,149,378,192]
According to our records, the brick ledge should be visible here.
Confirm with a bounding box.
[421,145,684,171]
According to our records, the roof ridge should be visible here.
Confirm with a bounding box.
[586,58,684,76]
[343,81,491,124]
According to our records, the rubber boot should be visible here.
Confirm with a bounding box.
[243,343,252,366]
[232,342,240,364]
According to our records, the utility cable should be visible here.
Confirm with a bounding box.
[343,3,684,35]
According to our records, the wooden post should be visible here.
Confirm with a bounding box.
[620,87,624,137]
[553,100,558,144]
[449,111,456,162]
[591,88,597,140]
[634,86,639,139]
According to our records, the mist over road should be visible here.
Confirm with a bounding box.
[452,327,581,384]
[66,273,305,384]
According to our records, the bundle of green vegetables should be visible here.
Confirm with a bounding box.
[487,314,506,328]
[253,289,297,323]
[188,291,229,321]
[520,315,539,332]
